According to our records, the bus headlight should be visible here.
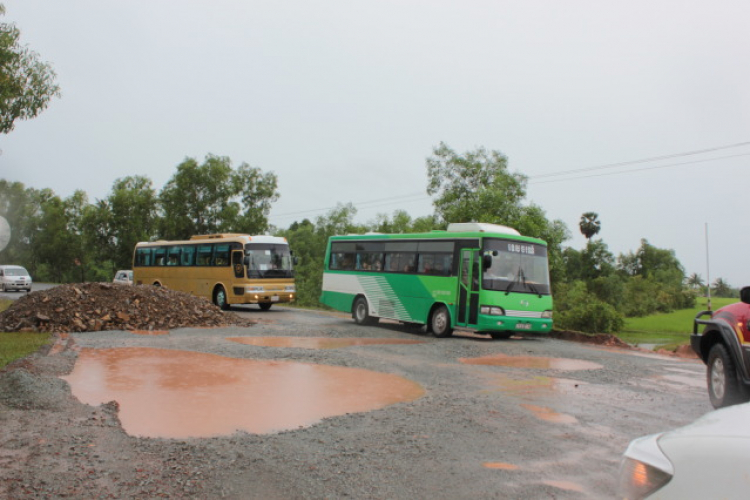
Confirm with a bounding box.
[541,310,553,319]
[481,306,505,316]
[285,285,296,292]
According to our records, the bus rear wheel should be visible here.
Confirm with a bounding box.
[353,296,376,325]
[213,286,230,311]
[430,305,453,338]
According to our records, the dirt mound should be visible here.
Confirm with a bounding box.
[0,283,254,333]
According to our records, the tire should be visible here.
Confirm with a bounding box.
[259,303,272,311]
[490,331,513,340]
[213,286,230,311]
[707,343,747,408]
[352,296,376,325]
[430,305,453,338]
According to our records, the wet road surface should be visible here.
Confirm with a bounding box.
[61,304,711,499]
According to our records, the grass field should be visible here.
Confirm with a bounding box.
[618,296,736,349]
[0,299,53,369]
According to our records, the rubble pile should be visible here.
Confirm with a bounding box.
[0,283,255,333]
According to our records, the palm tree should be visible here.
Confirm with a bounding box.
[712,278,733,298]
[686,273,704,291]
[579,212,601,240]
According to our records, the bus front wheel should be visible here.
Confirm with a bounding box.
[259,303,272,311]
[430,305,453,338]
[353,296,376,325]
[213,286,230,311]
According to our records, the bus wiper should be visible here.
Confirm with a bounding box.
[505,270,522,295]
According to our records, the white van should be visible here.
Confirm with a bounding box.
[113,270,134,285]
[0,265,33,292]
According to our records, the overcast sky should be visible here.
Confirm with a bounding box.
[2,0,749,287]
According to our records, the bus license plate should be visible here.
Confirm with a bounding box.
[271,296,279,302]
[517,323,531,330]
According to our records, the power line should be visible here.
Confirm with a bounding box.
[529,152,750,185]
[270,141,750,223]
[529,141,750,180]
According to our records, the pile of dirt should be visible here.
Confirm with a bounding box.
[0,283,255,333]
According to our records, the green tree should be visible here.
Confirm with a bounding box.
[580,239,615,280]
[159,154,279,239]
[426,142,525,225]
[686,273,705,293]
[279,204,365,307]
[579,212,601,240]
[425,142,569,284]
[107,176,158,270]
[369,210,440,234]
[617,239,685,287]
[712,278,734,298]
[0,4,61,133]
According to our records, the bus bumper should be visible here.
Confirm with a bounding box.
[233,287,295,305]
[476,315,552,334]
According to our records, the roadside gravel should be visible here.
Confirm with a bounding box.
[0,306,711,499]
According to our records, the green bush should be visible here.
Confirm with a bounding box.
[554,281,624,333]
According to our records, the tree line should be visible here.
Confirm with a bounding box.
[0,155,279,283]
[1,144,737,333]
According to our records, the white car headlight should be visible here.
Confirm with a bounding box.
[618,435,673,499]
[480,306,505,316]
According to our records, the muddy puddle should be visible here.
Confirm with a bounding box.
[521,404,578,424]
[228,337,425,349]
[62,347,424,439]
[483,462,519,470]
[482,374,587,398]
[460,354,603,371]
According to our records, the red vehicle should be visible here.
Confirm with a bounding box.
[692,287,750,408]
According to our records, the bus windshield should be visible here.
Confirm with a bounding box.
[245,244,294,279]
[482,238,551,295]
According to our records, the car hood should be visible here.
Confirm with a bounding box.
[662,402,750,440]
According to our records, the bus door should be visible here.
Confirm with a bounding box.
[232,250,245,279]
[457,248,480,328]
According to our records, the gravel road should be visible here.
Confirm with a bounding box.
[0,305,711,499]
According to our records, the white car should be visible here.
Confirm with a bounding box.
[0,265,32,292]
[619,402,750,499]
[113,270,133,285]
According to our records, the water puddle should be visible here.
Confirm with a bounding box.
[483,462,519,470]
[482,375,587,398]
[460,354,602,371]
[228,337,425,349]
[130,330,169,336]
[521,404,578,424]
[61,347,424,439]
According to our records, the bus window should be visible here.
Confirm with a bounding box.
[181,245,196,266]
[136,247,153,266]
[214,244,230,266]
[154,247,166,266]
[197,245,213,266]
[168,246,181,266]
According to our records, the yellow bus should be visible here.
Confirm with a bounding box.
[133,233,296,310]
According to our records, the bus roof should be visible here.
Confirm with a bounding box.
[329,224,546,245]
[135,234,289,247]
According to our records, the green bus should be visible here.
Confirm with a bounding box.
[320,223,553,339]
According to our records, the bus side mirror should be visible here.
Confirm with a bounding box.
[244,256,251,267]
[740,286,750,304]
[483,254,493,270]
